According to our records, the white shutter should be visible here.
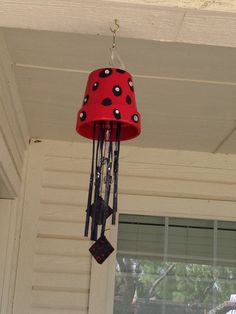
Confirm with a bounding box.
[13,140,93,314]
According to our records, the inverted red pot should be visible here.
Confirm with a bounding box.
[76,67,141,141]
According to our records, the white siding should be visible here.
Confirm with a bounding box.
[13,139,236,314]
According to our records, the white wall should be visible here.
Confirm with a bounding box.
[11,139,236,314]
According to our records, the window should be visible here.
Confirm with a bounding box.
[114,215,236,314]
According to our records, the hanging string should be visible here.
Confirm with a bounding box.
[109,19,126,70]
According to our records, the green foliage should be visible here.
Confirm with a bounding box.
[115,257,236,313]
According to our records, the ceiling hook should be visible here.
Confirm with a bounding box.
[110,19,120,49]
[110,19,120,34]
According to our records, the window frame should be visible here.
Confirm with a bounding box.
[88,144,236,314]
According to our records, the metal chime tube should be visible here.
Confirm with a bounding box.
[84,122,96,237]
[101,123,112,236]
[112,122,120,225]
[84,121,121,241]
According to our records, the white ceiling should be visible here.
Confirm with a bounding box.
[3,27,236,153]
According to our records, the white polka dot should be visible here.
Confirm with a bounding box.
[129,81,133,87]
[115,110,119,114]
[115,87,120,92]
[105,69,110,74]
[80,113,84,118]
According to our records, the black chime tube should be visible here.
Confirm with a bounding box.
[84,122,96,237]
[101,122,113,236]
[106,121,113,205]
[112,122,121,225]
[91,121,104,240]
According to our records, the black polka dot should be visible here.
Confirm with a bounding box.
[126,95,132,104]
[113,85,122,96]
[80,111,87,121]
[92,82,99,91]
[116,69,126,74]
[99,68,113,78]
[102,98,112,106]
[113,109,121,119]
[132,114,139,123]
[83,95,89,105]
[128,78,134,92]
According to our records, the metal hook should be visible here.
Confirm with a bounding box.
[110,19,120,49]
[109,19,125,69]
[110,19,120,34]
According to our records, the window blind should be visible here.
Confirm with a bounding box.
[117,215,236,266]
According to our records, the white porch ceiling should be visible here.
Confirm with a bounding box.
[3,27,236,153]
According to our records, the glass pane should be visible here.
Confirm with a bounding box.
[114,215,236,314]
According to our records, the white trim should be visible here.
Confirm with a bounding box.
[0,129,21,198]
[88,223,118,314]
[0,149,29,314]
[0,199,12,313]
[0,31,28,148]
[0,199,16,314]
[8,150,29,314]
[13,143,44,314]
[106,0,236,12]
[15,63,236,87]
[0,30,29,197]
[0,1,236,47]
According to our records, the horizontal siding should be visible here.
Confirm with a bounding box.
[13,143,93,314]
[30,152,92,313]
[31,289,88,309]
[44,154,236,183]
[33,271,90,291]
[39,202,86,222]
[36,238,91,257]
[14,140,236,314]
[31,308,87,314]
[37,219,85,239]
[34,254,91,273]
[43,161,236,201]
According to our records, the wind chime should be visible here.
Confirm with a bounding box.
[76,20,141,264]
